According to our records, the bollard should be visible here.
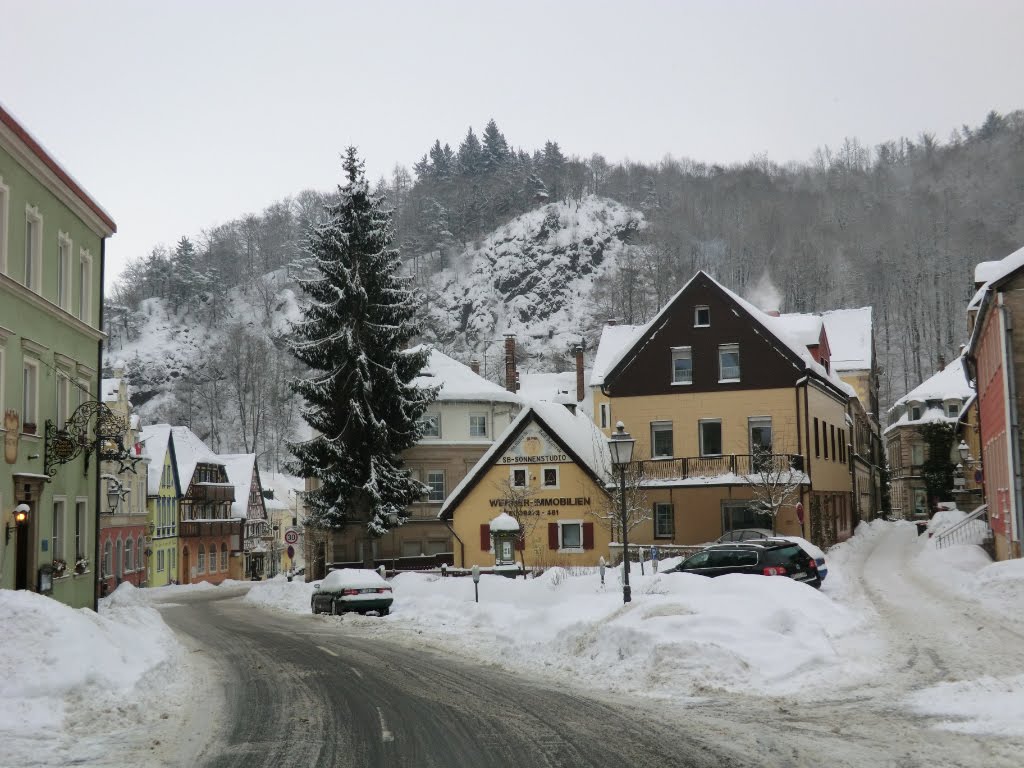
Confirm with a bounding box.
[441,563,448,578]
[471,564,481,603]
[378,564,387,580]
[599,555,606,586]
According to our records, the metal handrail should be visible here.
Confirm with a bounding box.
[934,504,992,549]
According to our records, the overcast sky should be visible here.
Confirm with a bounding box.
[3,0,1022,284]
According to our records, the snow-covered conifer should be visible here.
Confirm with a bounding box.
[288,147,437,536]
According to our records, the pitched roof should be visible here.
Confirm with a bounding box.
[774,313,823,347]
[891,353,973,411]
[820,307,873,371]
[168,426,223,490]
[411,346,522,403]
[439,400,611,520]
[101,378,122,403]
[138,424,172,496]
[218,454,258,519]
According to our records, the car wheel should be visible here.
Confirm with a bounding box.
[379,607,389,616]
[332,599,343,616]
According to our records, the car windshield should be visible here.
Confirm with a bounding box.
[762,545,803,566]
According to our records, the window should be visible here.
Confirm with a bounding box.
[103,540,112,577]
[699,419,722,456]
[157,550,165,572]
[56,373,71,426]
[913,488,928,516]
[910,405,922,421]
[749,417,772,453]
[671,346,693,385]
[510,468,527,488]
[426,470,445,501]
[694,305,710,327]
[718,344,740,381]
[209,545,217,572]
[814,417,820,458]
[57,233,72,310]
[115,539,122,578]
[469,414,488,438]
[125,538,134,572]
[75,500,87,558]
[22,359,39,433]
[24,205,42,292]
[911,443,925,465]
[830,424,837,460]
[947,403,960,418]
[839,429,846,463]
[0,176,9,274]
[0,346,5,415]
[823,421,829,459]
[197,547,206,574]
[599,402,610,429]
[419,413,440,438]
[542,467,559,488]
[221,543,228,571]
[654,503,674,537]
[76,378,88,410]
[78,249,93,323]
[52,499,65,561]
[651,421,674,458]
[171,547,177,570]
[559,521,583,551]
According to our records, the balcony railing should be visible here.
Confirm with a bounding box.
[180,520,240,538]
[629,453,804,483]
[190,483,235,503]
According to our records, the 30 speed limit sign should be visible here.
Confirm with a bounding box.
[284,528,300,545]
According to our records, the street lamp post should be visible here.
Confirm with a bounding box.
[607,421,635,604]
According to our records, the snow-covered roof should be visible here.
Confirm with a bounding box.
[891,354,974,410]
[820,307,873,371]
[440,400,610,518]
[168,426,223,491]
[260,471,303,515]
[589,273,855,399]
[773,314,823,347]
[218,453,257,518]
[517,370,594,419]
[138,424,172,495]
[411,347,521,404]
[974,250,1024,288]
[101,378,122,403]
[489,512,520,531]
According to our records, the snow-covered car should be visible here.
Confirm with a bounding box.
[713,528,773,543]
[665,541,821,588]
[713,530,827,581]
[311,569,393,616]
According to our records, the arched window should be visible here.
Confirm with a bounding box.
[103,540,112,576]
[208,544,217,572]
[125,538,134,572]
[197,546,205,573]
[220,543,228,572]
[115,540,123,578]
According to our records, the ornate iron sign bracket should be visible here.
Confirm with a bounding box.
[43,401,142,481]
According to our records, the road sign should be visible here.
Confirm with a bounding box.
[284,529,299,545]
[287,545,295,559]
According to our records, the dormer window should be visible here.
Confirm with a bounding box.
[909,405,922,421]
[946,403,960,418]
[695,306,711,327]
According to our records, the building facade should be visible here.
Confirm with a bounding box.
[1,104,116,608]
[139,424,180,587]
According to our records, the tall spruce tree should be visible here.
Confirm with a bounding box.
[288,147,437,541]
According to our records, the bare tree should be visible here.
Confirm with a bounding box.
[489,478,542,570]
[587,461,650,548]
[747,445,804,534]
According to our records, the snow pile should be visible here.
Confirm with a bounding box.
[905,674,1024,737]
[248,561,871,699]
[924,507,990,546]
[0,583,187,765]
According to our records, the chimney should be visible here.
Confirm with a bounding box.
[469,359,480,375]
[606,318,617,326]
[504,334,518,393]
[938,354,946,371]
[574,344,585,403]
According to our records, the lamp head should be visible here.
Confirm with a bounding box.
[957,440,970,463]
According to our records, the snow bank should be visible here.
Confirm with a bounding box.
[244,573,315,614]
[907,675,1024,737]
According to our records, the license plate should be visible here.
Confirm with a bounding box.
[792,572,806,579]
[360,588,376,593]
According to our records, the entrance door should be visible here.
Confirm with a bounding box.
[15,520,30,590]
[181,547,190,585]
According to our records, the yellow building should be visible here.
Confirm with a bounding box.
[440,400,611,569]
[139,425,180,586]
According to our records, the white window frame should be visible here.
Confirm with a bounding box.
[0,175,9,274]
[157,549,165,572]
[125,537,134,572]
[911,443,925,466]
[651,421,674,459]
[426,470,445,502]
[510,467,527,488]
[56,371,71,427]
[748,416,773,454]
[558,520,584,553]
[57,232,73,310]
[220,544,228,571]
[699,419,723,457]
[419,412,441,438]
[78,248,93,324]
[910,405,922,421]
[24,204,43,293]
[76,377,89,409]
[469,413,488,438]
[208,544,217,572]
[718,343,741,382]
[654,502,674,538]
[671,346,693,385]
[103,540,112,577]
[75,498,88,559]
[599,402,610,430]
[197,547,206,574]
[52,497,66,562]
[694,305,711,327]
[947,403,960,418]
[541,465,560,489]
[22,358,40,434]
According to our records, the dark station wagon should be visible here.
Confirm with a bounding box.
[666,541,821,588]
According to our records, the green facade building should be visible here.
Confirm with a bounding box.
[0,104,116,609]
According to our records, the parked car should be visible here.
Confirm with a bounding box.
[311,569,394,616]
[713,529,827,581]
[665,541,821,588]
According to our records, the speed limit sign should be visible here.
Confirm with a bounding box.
[284,528,300,545]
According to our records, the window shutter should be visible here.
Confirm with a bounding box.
[548,522,559,550]
[582,522,594,550]
[480,524,491,551]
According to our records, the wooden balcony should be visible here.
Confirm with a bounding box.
[629,453,805,483]
[180,520,240,538]
[190,483,235,503]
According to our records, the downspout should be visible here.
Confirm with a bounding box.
[94,237,106,612]
[848,399,857,525]
[802,378,813,539]
[444,519,464,568]
[794,380,806,534]
[998,295,1023,553]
